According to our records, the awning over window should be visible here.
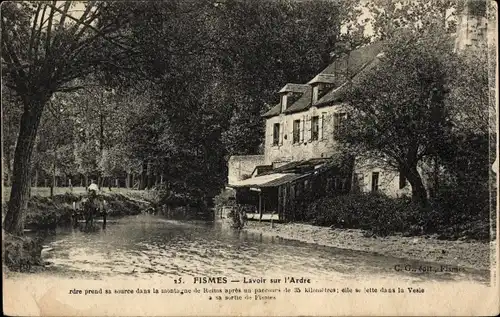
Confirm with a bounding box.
[228,173,309,189]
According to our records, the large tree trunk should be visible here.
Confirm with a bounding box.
[404,165,428,207]
[4,103,44,235]
[3,153,12,186]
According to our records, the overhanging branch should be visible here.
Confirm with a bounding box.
[45,2,131,51]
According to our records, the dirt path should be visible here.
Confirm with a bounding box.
[243,221,495,271]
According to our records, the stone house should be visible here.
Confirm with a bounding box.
[226,41,411,222]
[225,2,490,222]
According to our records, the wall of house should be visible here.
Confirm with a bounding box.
[227,155,266,185]
[353,158,437,198]
[353,163,410,198]
[264,104,346,165]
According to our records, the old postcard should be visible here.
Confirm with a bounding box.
[2,0,499,316]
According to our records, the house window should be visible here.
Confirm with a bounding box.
[353,173,364,192]
[273,123,280,146]
[399,170,407,189]
[321,112,327,139]
[293,119,301,144]
[288,92,301,107]
[371,172,379,192]
[335,178,342,190]
[318,83,334,100]
[311,116,319,141]
[333,112,346,137]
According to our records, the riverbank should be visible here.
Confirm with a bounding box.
[24,191,154,230]
[2,191,153,272]
[243,221,495,271]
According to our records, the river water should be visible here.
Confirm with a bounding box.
[39,214,489,284]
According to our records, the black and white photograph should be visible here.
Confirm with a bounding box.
[2,0,498,315]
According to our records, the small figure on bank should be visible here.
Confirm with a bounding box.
[230,204,247,230]
[83,183,99,231]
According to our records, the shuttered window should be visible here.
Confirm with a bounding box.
[300,117,305,142]
[293,120,301,144]
[305,116,311,141]
[333,112,347,138]
[311,116,319,141]
[319,112,326,140]
[371,172,380,192]
[273,123,280,146]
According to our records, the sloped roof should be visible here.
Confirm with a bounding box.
[262,86,313,118]
[320,41,386,76]
[262,103,282,118]
[228,157,341,188]
[262,41,386,118]
[252,164,273,176]
[257,158,330,176]
[315,54,383,106]
[278,83,309,93]
[228,173,307,188]
[259,173,309,187]
[307,74,336,85]
[282,86,312,114]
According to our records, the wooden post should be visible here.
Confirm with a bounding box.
[258,191,262,222]
[102,212,107,230]
[277,186,282,221]
[283,185,288,222]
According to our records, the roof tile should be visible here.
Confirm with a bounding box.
[263,41,386,118]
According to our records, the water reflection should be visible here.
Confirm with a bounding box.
[42,215,489,284]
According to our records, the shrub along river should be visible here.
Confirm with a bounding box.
[31,214,489,284]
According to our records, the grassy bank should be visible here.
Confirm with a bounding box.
[242,191,494,271]
[2,231,45,273]
[306,193,493,241]
[243,221,494,271]
[2,190,153,272]
[2,186,150,202]
[22,192,152,230]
